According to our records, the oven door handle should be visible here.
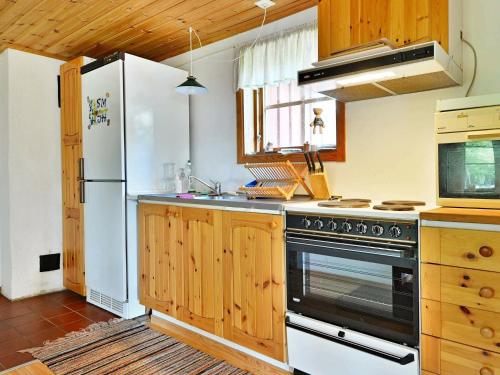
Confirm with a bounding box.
[285,319,415,366]
[286,237,408,258]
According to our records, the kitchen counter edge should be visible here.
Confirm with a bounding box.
[420,207,500,225]
[137,195,285,215]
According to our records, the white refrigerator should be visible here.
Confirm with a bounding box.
[80,53,189,318]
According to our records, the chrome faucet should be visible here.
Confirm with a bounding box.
[189,175,222,196]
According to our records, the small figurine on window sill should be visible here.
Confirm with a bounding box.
[310,108,325,134]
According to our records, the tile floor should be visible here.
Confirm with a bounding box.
[0,290,117,370]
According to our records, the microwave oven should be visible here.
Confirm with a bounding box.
[436,94,500,209]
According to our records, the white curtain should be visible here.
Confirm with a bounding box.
[236,21,317,90]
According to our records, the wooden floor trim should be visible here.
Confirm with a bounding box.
[150,315,291,375]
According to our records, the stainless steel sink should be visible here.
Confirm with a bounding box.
[192,194,240,201]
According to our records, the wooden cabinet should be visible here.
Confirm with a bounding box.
[180,208,223,336]
[318,0,449,60]
[441,339,500,375]
[222,212,285,361]
[421,222,500,374]
[138,204,286,361]
[138,204,182,317]
[61,57,85,296]
[423,227,500,272]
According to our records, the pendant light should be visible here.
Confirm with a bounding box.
[176,27,208,95]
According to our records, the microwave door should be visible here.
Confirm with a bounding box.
[438,132,500,201]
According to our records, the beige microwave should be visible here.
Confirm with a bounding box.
[436,94,500,209]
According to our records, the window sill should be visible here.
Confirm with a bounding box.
[237,148,345,164]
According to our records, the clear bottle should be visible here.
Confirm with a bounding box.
[185,160,194,192]
[162,162,176,193]
[175,168,185,193]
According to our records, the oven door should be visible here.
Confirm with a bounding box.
[286,233,418,346]
[437,130,500,208]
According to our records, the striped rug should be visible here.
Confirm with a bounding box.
[23,318,250,375]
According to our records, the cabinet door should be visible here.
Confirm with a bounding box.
[61,57,85,296]
[180,208,223,336]
[318,0,448,60]
[139,204,182,317]
[222,212,285,361]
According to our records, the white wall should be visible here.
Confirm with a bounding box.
[0,49,64,299]
[0,51,8,290]
[164,1,500,204]
[164,8,316,191]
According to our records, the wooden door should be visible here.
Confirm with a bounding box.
[222,212,285,361]
[61,57,85,295]
[318,0,449,60]
[139,204,182,317]
[180,208,223,335]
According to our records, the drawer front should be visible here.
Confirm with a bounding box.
[442,302,500,354]
[442,265,500,313]
[441,339,500,375]
[440,228,500,272]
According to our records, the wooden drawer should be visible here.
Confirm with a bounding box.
[442,265,500,314]
[421,227,500,272]
[422,334,441,374]
[442,302,500,354]
[441,339,500,375]
[421,264,500,313]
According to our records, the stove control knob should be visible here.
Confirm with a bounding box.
[356,222,368,234]
[342,221,353,233]
[389,225,402,238]
[327,219,338,231]
[302,217,312,229]
[314,219,324,230]
[372,224,384,236]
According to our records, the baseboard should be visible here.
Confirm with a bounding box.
[150,313,291,375]
[2,287,67,301]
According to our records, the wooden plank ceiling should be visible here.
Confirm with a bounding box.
[0,0,317,62]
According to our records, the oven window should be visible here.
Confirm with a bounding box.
[439,140,500,198]
[287,247,417,344]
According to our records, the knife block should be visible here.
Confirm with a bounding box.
[309,172,332,200]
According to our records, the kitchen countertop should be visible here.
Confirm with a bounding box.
[137,193,311,214]
[138,194,439,220]
[420,207,500,225]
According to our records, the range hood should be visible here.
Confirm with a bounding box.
[298,41,462,102]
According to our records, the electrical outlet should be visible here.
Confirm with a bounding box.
[255,0,275,9]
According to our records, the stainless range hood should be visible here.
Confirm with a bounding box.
[298,41,462,102]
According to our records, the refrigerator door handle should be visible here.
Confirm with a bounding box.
[78,158,85,181]
[79,180,85,204]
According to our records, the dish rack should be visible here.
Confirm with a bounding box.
[239,161,314,200]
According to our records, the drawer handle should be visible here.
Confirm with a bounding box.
[480,287,495,299]
[479,246,494,258]
[269,221,278,229]
[480,327,495,339]
[480,367,493,375]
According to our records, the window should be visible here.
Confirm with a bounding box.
[237,82,345,163]
[235,22,345,163]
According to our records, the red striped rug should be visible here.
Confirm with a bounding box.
[22,318,250,375]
